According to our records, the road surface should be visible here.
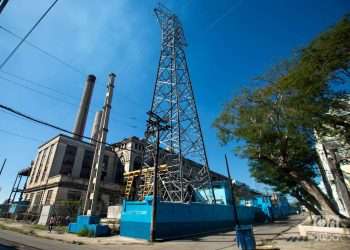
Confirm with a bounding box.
[0,216,303,250]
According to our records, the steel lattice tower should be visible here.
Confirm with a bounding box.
[142,5,215,203]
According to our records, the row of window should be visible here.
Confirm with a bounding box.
[25,189,80,206]
[60,145,111,181]
[134,143,144,151]
[30,145,54,185]
[25,190,51,205]
[116,142,144,151]
[31,143,127,185]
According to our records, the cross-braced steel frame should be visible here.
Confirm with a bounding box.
[142,5,216,203]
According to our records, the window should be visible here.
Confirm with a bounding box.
[34,191,43,205]
[45,190,53,205]
[41,145,53,181]
[101,155,109,181]
[133,156,142,170]
[29,193,34,202]
[35,149,47,183]
[80,150,94,178]
[60,145,77,175]
[30,151,42,184]
[115,156,125,183]
[67,191,81,201]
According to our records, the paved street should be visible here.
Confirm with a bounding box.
[1,215,349,250]
[0,216,305,250]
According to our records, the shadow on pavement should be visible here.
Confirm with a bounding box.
[0,242,16,250]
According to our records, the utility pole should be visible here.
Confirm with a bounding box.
[83,73,115,216]
[146,111,170,242]
[224,154,240,227]
[0,158,6,176]
[0,0,9,14]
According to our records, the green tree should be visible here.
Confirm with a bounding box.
[214,15,350,217]
[214,87,339,216]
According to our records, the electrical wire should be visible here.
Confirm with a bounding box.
[0,24,146,108]
[0,0,59,69]
[0,75,78,107]
[0,73,143,127]
[0,70,79,101]
[0,127,42,142]
[0,103,111,145]
[0,103,143,147]
[0,25,85,75]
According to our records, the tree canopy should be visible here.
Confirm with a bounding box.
[214,15,350,216]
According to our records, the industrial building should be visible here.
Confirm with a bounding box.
[23,134,123,217]
[17,73,144,218]
[21,132,228,217]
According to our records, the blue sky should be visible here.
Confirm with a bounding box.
[0,0,349,202]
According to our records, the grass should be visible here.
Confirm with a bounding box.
[0,220,84,245]
[31,224,47,230]
[0,222,36,236]
[77,227,95,237]
[31,224,67,234]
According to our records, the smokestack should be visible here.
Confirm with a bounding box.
[73,74,96,140]
[90,110,102,144]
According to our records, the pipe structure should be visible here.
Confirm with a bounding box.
[90,111,102,144]
[73,74,96,140]
[83,73,115,216]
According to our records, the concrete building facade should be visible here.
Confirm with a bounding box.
[112,136,144,173]
[23,134,125,217]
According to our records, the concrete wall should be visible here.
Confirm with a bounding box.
[120,196,253,240]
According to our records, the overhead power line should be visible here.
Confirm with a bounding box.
[0,75,78,107]
[0,103,109,145]
[0,25,84,75]
[0,103,142,147]
[0,127,42,142]
[0,73,143,126]
[0,70,79,100]
[0,0,59,69]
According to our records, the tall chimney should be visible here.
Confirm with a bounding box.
[90,110,102,144]
[73,74,96,140]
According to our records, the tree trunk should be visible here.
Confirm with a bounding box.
[289,171,342,217]
[293,191,321,215]
[316,156,337,208]
[325,148,350,217]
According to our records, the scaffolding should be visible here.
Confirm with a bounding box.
[8,167,32,203]
[123,165,168,200]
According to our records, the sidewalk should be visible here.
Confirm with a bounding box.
[0,218,148,246]
[261,220,350,250]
